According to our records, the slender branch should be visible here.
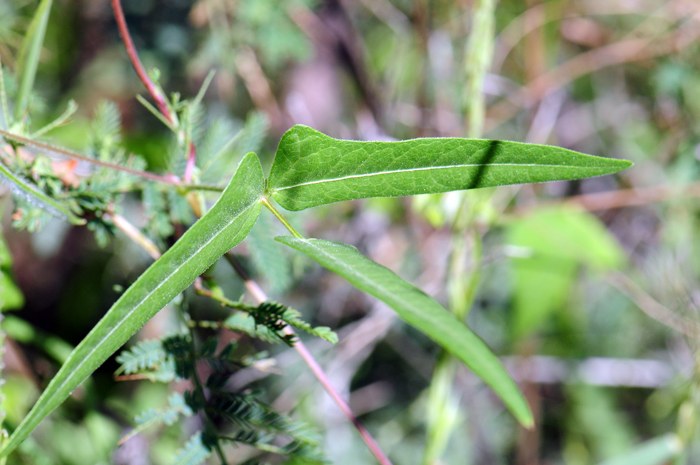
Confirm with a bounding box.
[110,0,171,121]
[511,182,700,214]
[486,11,700,132]
[609,272,700,339]
[0,129,172,184]
[110,0,199,182]
[109,2,391,461]
[262,197,303,239]
[106,213,161,260]
[0,129,221,191]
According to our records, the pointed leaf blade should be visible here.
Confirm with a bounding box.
[268,125,632,211]
[0,153,264,457]
[276,236,533,427]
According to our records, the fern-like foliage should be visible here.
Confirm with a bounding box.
[246,301,338,346]
[173,432,212,465]
[211,391,328,463]
[1,100,145,244]
[119,393,193,445]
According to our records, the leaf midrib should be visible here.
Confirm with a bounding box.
[37,198,260,410]
[272,162,615,191]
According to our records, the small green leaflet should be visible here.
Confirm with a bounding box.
[0,153,264,457]
[267,125,632,211]
[276,236,533,427]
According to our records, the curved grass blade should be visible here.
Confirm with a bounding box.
[0,162,85,225]
[276,236,533,427]
[268,125,632,211]
[0,153,264,457]
[14,0,53,121]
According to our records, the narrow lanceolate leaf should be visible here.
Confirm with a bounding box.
[276,237,533,427]
[268,125,632,211]
[0,162,85,225]
[0,153,264,457]
[14,0,53,121]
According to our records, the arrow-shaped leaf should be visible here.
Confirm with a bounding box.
[268,125,632,211]
[0,153,264,457]
[276,236,533,427]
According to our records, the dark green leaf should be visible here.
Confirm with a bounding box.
[276,236,533,427]
[0,153,264,457]
[268,125,632,211]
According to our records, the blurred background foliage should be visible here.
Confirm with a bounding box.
[1,0,700,464]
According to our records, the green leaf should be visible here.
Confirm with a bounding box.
[0,230,24,310]
[0,161,85,225]
[14,0,53,121]
[0,153,264,457]
[596,434,682,465]
[275,236,533,427]
[507,207,626,338]
[267,125,632,211]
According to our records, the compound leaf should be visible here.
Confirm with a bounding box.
[0,153,264,457]
[268,125,632,211]
[276,236,533,427]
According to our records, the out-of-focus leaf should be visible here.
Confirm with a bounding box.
[0,153,264,457]
[0,230,23,310]
[3,315,72,363]
[568,384,635,460]
[596,434,682,465]
[276,236,533,427]
[507,207,626,338]
[268,125,632,211]
[14,0,53,121]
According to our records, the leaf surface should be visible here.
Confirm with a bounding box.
[268,125,632,211]
[0,153,264,457]
[276,236,533,427]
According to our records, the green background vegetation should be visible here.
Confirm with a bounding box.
[0,0,698,464]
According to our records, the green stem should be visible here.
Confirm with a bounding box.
[184,315,229,465]
[464,0,496,138]
[262,197,304,239]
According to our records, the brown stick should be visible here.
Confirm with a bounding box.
[512,182,700,214]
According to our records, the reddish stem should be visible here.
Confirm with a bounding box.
[110,0,197,182]
[110,0,172,122]
[184,141,197,182]
[110,2,391,461]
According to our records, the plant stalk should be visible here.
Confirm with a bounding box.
[110,1,392,460]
